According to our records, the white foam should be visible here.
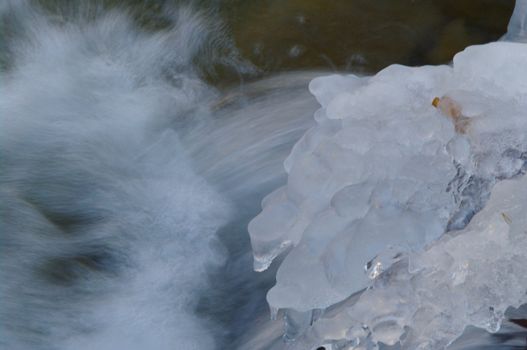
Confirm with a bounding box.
[0,5,232,350]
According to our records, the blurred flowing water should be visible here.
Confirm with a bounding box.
[0,0,524,349]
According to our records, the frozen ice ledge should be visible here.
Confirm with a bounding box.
[248,40,527,348]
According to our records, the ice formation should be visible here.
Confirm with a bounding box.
[249,32,527,350]
[503,0,527,43]
[286,174,527,350]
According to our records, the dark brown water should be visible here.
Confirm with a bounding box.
[33,0,515,83]
[223,0,514,72]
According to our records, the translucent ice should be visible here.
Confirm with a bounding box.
[503,0,527,43]
[286,173,527,350]
[249,39,527,344]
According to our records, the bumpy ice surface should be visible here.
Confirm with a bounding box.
[249,41,527,347]
[286,174,527,350]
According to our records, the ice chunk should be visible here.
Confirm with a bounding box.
[249,40,527,337]
[287,174,527,350]
[503,0,527,43]
[309,74,365,108]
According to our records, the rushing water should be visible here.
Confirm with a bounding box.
[0,1,524,350]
